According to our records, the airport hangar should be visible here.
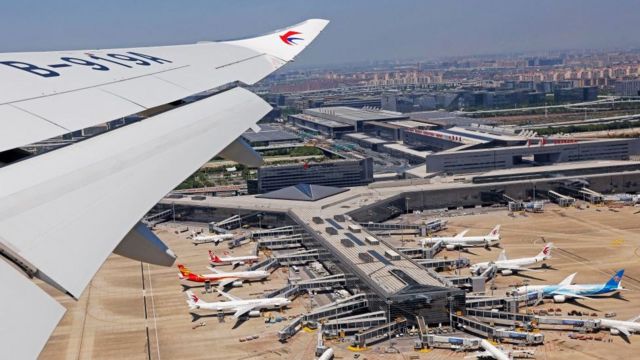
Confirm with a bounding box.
[154,166,640,335]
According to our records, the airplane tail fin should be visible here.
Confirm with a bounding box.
[177,264,190,278]
[537,243,553,259]
[605,269,625,290]
[488,225,501,238]
[208,250,220,263]
[185,290,200,308]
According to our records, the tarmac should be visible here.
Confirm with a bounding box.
[39,202,640,359]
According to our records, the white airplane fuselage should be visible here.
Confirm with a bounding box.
[191,297,290,313]
[192,233,234,245]
[471,255,546,275]
[421,235,500,249]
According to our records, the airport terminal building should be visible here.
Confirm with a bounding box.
[248,158,374,194]
[289,106,408,138]
[425,138,640,174]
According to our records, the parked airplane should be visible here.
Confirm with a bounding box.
[185,290,290,319]
[470,243,552,276]
[191,231,234,245]
[421,225,501,250]
[209,250,258,267]
[177,264,268,288]
[598,314,640,341]
[516,269,626,303]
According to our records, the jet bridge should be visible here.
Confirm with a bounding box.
[251,225,304,239]
[465,291,543,313]
[451,314,544,345]
[416,257,470,271]
[352,317,408,348]
[421,334,482,350]
[322,311,388,335]
[278,293,369,341]
[275,249,324,265]
[248,258,279,272]
[258,234,306,250]
[211,212,263,230]
[142,209,173,226]
[548,190,575,207]
[397,240,443,259]
[466,309,600,331]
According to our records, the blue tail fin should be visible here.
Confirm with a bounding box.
[605,269,624,290]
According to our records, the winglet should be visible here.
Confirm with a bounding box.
[559,272,577,287]
[224,19,330,62]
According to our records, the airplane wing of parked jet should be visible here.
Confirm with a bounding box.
[233,304,257,319]
[454,229,470,238]
[217,289,242,302]
[499,265,541,272]
[0,19,329,359]
[549,290,590,300]
[218,277,242,289]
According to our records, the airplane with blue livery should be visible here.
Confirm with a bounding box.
[516,270,626,303]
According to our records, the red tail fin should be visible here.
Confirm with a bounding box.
[209,250,219,263]
[209,250,222,263]
[177,264,190,276]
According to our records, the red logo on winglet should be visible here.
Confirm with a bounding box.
[280,31,303,45]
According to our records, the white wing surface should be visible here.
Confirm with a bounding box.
[0,19,329,152]
[0,87,270,298]
[0,19,328,359]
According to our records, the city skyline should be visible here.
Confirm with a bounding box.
[2,1,640,67]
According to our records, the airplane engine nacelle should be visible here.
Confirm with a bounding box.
[232,281,243,287]
[500,270,513,276]
[248,310,261,317]
[610,328,620,335]
[446,245,456,251]
[553,295,566,303]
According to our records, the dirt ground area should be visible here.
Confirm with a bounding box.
[40,203,640,360]
[40,224,319,360]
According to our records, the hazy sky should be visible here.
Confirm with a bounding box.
[2,1,640,66]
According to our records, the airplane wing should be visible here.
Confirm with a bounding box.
[627,314,640,322]
[0,19,329,358]
[218,278,241,289]
[455,229,470,238]
[216,289,242,302]
[559,272,577,287]
[208,266,222,274]
[550,290,591,300]
[498,265,541,272]
[0,18,329,152]
[233,304,257,319]
[614,325,632,338]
